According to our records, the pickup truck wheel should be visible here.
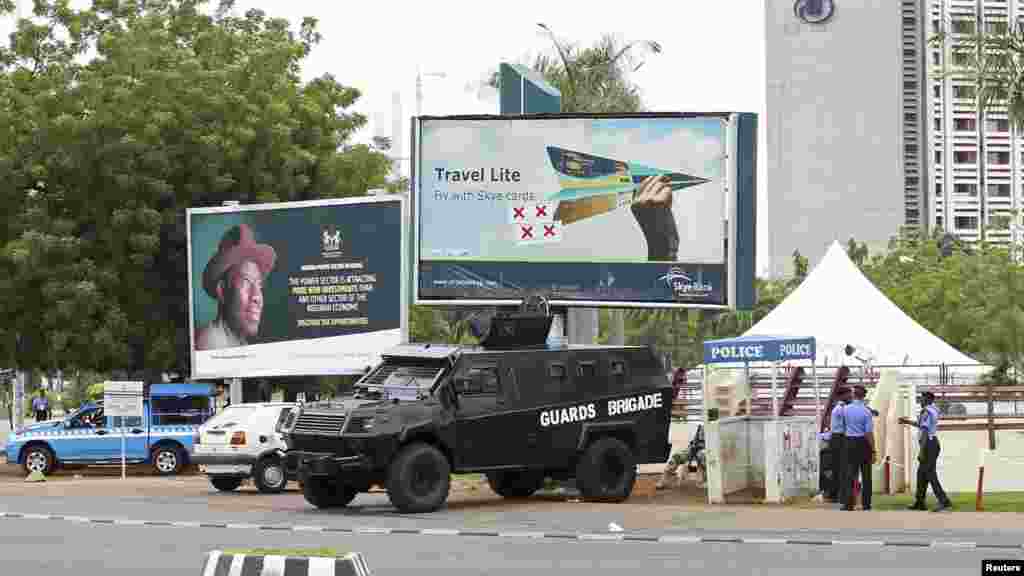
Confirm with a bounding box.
[386,442,451,513]
[210,476,243,492]
[302,477,357,508]
[152,445,184,476]
[254,456,287,494]
[486,470,545,498]
[23,445,55,476]
[576,437,636,503]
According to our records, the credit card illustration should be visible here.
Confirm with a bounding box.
[545,146,710,201]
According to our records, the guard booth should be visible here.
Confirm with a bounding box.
[701,335,820,504]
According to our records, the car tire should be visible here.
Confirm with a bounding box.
[486,470,545,498]
[302,477,357,509]
[575,436,636,503]
[152,444,184,476]
[23,445,55,476]
[385,442,451,513]
[210,476,243,492]
[254,456,287,494]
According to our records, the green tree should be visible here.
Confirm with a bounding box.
[846,237,869,267]
[0,0,393,377]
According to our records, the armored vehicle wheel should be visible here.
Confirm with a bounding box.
[486,470,545,498]
[302,477,358,509]
[386,442,451,513]
[210,476,243,492]
[576,437,636,502]
[253,456,287,494]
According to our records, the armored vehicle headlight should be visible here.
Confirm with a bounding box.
[344,414,376,434]
[279,407,298,433]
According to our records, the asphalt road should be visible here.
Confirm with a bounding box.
[3,517,1022,576]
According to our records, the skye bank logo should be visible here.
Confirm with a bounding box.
[794,0,834,24]
[659,267,713,298]
[321,224,343,257]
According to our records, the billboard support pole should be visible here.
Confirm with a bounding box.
[222,200,244,406]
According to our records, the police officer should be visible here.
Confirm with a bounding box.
[900,391,953,512]
[827,387,851,502]
[843,385,876,511]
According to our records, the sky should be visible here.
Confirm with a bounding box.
[2,0,770,273]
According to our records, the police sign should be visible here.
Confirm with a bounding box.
[703,336,816,364]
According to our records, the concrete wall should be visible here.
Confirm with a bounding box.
[765,0,905,276]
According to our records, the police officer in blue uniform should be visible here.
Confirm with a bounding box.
[843,385,876,511]
[899,391,953,512]
[827,387,851,502]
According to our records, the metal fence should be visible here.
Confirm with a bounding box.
[672,364,1024,431]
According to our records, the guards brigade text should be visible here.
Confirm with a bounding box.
[539,393,663,428]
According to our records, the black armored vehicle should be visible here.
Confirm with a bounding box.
[282,300,673,513]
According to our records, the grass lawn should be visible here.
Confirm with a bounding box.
[870,492,1024,512]
[222,548,348,558]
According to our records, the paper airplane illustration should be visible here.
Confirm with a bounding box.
[545,146,710,202]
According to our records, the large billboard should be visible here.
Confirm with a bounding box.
[413,113,757,308]
[187,196,407,379]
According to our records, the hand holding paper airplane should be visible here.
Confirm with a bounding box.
[545,146,709,202]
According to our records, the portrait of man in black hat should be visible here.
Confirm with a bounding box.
[195,223,277,351]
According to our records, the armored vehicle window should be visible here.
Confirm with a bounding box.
[576,360,597,378]
[548,362,567,380]
[456,364,499,396]
[610,359,627,376]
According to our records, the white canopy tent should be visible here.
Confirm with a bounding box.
[738,241,986,374]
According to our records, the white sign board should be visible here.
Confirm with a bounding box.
[103,381,144,418]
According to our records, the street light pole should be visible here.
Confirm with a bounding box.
[416,67,447,117]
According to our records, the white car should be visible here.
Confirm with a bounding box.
[191,402,298,493]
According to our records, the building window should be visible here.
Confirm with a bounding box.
[988,183,1012,197]
[955,215,979,230]
[986,21,1009,34]
[954,150,978,164]
[906,143,919,155]
[954,118,977,131]
[987,151,1010,164]
[906,111,918,123]
[933,19,941,34]
[934,85,942,99]
[906,176,919,186]
[953,85,976,100]
[934,118,942,131]
[935,151,943,164]
[932,52,941,66]
[954,182,978,196]
[936,182,943,196]
[904,48,915,58]
[905,80,918,91]
[952,19,976,35]
[936,215,944,228]
[952,52,970,67]
[986,119,1010,132]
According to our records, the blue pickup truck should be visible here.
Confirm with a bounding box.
[3,382,216,476]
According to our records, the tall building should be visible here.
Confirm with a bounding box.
[765,0,908,277]
[925,0,1023,245]
[767,0,1024,278]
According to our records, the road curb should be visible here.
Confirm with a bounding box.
[202,550,373,576]
[3,510,1023,550]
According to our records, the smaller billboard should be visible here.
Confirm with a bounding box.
[187,196,407,379]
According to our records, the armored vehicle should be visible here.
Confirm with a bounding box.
[283,302,673,513]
